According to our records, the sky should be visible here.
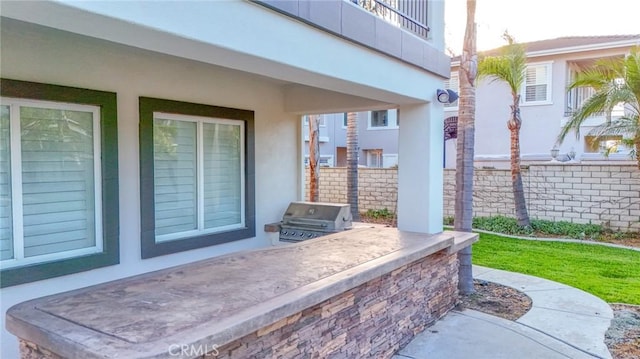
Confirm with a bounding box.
[444,0,640,55]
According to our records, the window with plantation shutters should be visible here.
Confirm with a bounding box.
[1,79,118,288]
[139,97,255,259]
[522,62,552,104]
[152,113,244,243]
[0,99,103,268]
[1,106,12,261]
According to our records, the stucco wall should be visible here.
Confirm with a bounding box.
[308,165,640,231]
[1,18,299,358]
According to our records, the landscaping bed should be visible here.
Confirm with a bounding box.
[458,281,639,359]
[359,212,640,359]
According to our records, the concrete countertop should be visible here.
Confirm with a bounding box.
[7,227,477,359]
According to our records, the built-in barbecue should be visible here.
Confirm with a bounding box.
[279,202,352,242]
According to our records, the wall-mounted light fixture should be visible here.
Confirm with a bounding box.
[550,145,559,162]
[436,89,459,104]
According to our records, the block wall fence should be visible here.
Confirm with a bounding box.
[305,165,640,231]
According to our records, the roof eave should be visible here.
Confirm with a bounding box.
[449,38,640,67]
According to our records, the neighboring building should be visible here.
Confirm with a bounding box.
[0,1,450,357]
[307,35,640,169]
[446,34,640,168]
[303,110,400,168]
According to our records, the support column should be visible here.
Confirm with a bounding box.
[397,103,444,233]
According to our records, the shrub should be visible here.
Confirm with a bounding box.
[445,215,606,240]
[364,208,394,220]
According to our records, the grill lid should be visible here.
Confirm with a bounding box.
[281,202,352,232]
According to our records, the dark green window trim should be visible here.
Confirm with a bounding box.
[0,79,119,288]
[139,97,255,259]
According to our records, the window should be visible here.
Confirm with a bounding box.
[370,110,389,128]
[444,72,459,109]
[0,79,119,288]
[365,149,383,168]
[585,135,624,154]
[522,62,552,104]
[139,97,255,259]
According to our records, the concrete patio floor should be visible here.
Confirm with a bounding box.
[394,265,614,359]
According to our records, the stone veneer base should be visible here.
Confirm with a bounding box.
[214,250,458,358]
[9,228,476,359]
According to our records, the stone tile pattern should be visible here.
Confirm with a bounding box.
[213,250,458,359]
[307,165,640,231]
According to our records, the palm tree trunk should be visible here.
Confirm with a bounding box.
[346,112,360,220]
[455,0,477,295]
[308,115,320,202]
[508,100,531,227]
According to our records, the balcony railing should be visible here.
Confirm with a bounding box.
[565,86,599,117]
[353,0,429,40]
[565,86,625,119]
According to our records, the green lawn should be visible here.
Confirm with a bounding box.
[472,233,640,305]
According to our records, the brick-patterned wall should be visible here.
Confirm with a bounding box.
[527,165,639,230]
[214,250,458,358]
[305,168,398,212]
[308,165,640,231]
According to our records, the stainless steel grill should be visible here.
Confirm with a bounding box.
[279,202,352,242]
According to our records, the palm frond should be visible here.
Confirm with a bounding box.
[477,43,526,95]
[559,49,640,154]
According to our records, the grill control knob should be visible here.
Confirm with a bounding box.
[307,233,313,238]
[291,231,296,236]
[300,233,304,237]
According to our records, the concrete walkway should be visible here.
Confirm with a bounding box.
[394,265,614,359]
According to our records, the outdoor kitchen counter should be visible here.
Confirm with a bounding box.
[7,227,478,359]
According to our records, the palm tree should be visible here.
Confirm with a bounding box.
[558,49,640,169]
[477,35,531,228]
[455,0,478,295]
[346,112,360,220]
[308,115,321,202]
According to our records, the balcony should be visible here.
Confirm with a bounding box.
[351,0,429,40]
[565,86,597,117]
[253,0,449,78]
[565,86,625,120]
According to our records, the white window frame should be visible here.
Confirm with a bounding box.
[1,97,103,269]
[367,110,398,130]
[364,149,383,168]
[521,61,553,106]
[152,112,246,243]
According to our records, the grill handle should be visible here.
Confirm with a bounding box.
[283,219,328,228]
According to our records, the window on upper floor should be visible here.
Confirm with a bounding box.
[444,71,459,109]
[369,110,389,128]
[139,97,255,259]
[521,62,552,105]
[0,79,119,288]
